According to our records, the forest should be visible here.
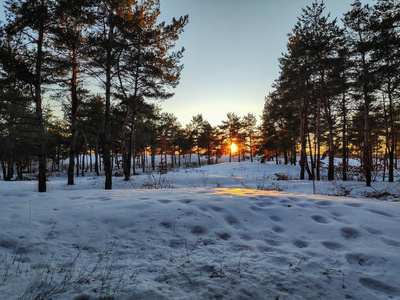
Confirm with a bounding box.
[0,0,399,193]
[0,0,262,192]
[263,0,400,186]
[0,1,399,299]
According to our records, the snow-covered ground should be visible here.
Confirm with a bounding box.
[0,160,399,299]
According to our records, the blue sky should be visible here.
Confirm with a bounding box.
[0,0,373,126]
[158,0,375,126]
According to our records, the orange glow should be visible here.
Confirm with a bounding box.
[230,142,238,153]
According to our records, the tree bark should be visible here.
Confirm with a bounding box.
[35,1,47,192]
[68,47,78,185]
[387,80,395,182]
[103,10,114,190]
[342,89,347,181]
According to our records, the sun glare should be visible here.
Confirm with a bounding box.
[231,142,238,153]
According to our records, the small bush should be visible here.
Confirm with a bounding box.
[275,173,289,181]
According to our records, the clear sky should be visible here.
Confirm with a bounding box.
[0,0,373,127]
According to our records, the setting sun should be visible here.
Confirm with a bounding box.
[230,142,238,153]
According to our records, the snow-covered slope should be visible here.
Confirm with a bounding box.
[1,161,399,299]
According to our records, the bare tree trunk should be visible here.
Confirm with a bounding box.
[80,128,88,177]
[249,132,253,163]
[342,89,348,181]
[316,97,321,181]
[387,80,395,182]
[300,104,307,180]
[151,145,155,171]
[95,134,99,176]
[197,145,201,166]
[35,1,47,192]
[76,153,79,177]
[68,48,78,185]
[103,10,114,190]
[89,145,93,172]
[307,131,315,180]
[323,97,335,181]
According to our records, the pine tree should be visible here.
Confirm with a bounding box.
[370,0,400,182]
[344,0,379,187]
[242,113,257,163]
[115,1,188,180]
[2,0,58,192]
[219,113,241,163]
[52,0,93,185]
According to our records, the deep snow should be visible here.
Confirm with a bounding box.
[0,160,399,299]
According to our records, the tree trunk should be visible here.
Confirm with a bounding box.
[387,80,395,182]
[35,1,47,192]
[103,10,114,190]
[180,147,183,167]
[197,145,201,166]
[121,107,130,180]
[323,97,335,181]
[89,145,93,172]
[151,144,155,171]
[307,132,315,180]
[117,48,131,181]
[95,134,99,176]
[316,97,321,181]
[362,56,372,187]
[342,89,347,181]
[68,48,78,185]
[249,132,253,163]
[1,161,6,180]
[300,104,307,180]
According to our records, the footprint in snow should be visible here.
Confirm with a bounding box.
[293,239,309,249]
[191,225,207,235]
[159,221,172,229]
[207,206,222,214]
[340,227,361,239]
[225,215,240,226]
[345,253,388,268]
[217,232,231,240]
[269,216,281,222]
[367,209,394,218]
[363,226,382,235]
[157,199,171,204]
[178,199,192,204]
[250,205,262,212]
[321,241,344,251]
[311,215,329,224]
[272,226,285,233]
[330,211,342,217]
[315,200,332,206]
[344,202,362,208]
[382,238,400,247]
[253,200,273,208]
[359,277,399,295]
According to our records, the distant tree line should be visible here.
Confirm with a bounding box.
[262,0,400,186]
